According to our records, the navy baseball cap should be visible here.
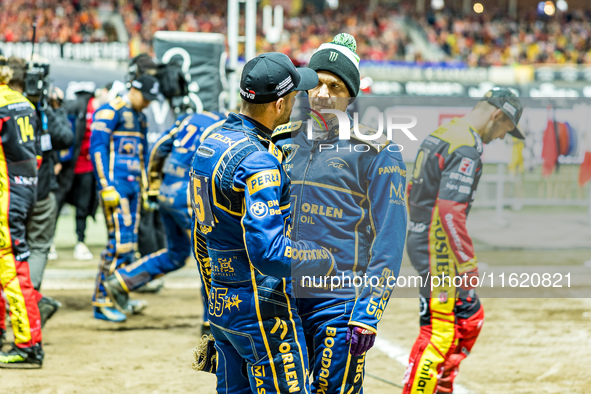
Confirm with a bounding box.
[481,88,524,139]
[131,74,160,101]
[240,52,318,104]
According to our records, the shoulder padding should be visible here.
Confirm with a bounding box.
[431,122,475,154]
[273,121,303,139]
[110,97,127,110]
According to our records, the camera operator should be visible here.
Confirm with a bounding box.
[7,56,73,327]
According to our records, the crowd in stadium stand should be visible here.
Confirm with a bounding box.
[119,0,415,64]
[0,0,105,44]
[420,8,591,66]
[3,0,591,65]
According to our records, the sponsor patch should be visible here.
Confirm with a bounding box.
[445,182,458,191]
[458,185,471,194]
[389,181,405,201]
[240,87,255,100]
[503,102,517,116]
[95,109,115,120]
[14,176,38,186]
[458,158,475,176]
[118,138,137,156]
[410,221,427,233]
[449,172,474,184]
[91,121,110,132]
[249,201,269,218]
[247,169,280,194]
[123,112,135,129]
[326,157,349,169]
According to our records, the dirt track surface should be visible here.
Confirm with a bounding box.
[3,285,590,393]
[4,209,588,392]
[3,288,217,394]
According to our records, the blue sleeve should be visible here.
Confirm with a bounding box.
[145,121,178,192]
[349,148,408,333]
[89,104,118,190]
[151,122,178,162]
[234,151,335,278]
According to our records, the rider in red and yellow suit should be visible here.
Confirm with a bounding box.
[403,88,524,393]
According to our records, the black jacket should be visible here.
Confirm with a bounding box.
[55,92,98,216]
[37,105,74,201]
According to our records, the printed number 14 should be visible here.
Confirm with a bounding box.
[17,116,34,143]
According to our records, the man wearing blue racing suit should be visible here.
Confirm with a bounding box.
[89,75,160,322]
[272,33,408,393]
[102,111,225,331]
[190,52,337,394]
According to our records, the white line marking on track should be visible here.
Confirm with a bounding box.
[535,362,561,381]
[373,337,474,394]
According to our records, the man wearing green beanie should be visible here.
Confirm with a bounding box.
[273,33,408,393]
[307,32,361,98]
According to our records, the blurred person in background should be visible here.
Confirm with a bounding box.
[7,56,73,329]
[54,83,113,261]
[402,88,524,394]
[125,54,167,266]
[0,55,44,368]
[89,74,159,323]
[103,110,225,330]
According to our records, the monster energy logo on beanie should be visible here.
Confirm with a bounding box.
[309,33,361,97]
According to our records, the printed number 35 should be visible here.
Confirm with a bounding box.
[192,177,205,223]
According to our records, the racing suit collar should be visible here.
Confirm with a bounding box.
[230,113,273,141]
[311,113,352,141]
[451,117,484,156]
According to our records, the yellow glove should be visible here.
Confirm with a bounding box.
[101,186,121,208]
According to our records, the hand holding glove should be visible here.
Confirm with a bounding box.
[346,325,376,356]
[142,190,159,212]
[101,186,121,208]
[191,334,217,374]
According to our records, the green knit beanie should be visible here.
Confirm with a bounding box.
[308,33,361,97]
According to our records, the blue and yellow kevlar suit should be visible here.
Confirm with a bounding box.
[273,117,408,394]
[112,112,225,322]
[190,113,337,394]
[89,97,149,306]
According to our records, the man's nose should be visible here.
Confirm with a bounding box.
[317,84,330,98]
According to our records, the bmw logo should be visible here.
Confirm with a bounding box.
[250,202,268,218]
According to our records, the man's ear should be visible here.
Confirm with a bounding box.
[491,108,504,122]
[275,97,285,114]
